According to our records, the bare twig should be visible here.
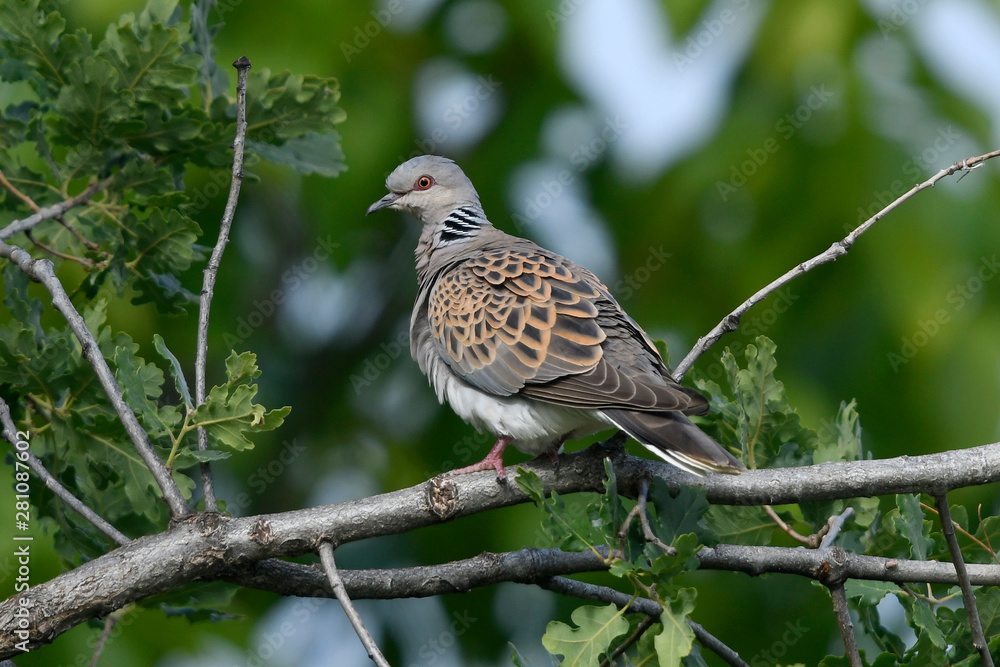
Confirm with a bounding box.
[673,147,1000,379]
[0,241,191,517]
[764,504,813,545]
[0,169,41,212]
[317,542,390,667]
[602,615,657,667]
[819,508,855,549]
[618,478,675,554]
[0,397,129,546]
[194,56,252,513]
[0,175,115,240]
[25,230,101,268]
[922,500,1000,564]
[829,583,862,667]
[935,494,994,667]
[87,609,123,667]
[688,620,749,667]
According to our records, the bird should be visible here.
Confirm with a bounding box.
[367,155,744,479]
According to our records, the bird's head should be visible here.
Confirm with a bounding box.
[366,155,482,222]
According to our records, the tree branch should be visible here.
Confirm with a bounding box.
[195,56,252,513]
[829,582,862,667]
[935,494,994,667]
[318,542,389,667]
[5,443,1000,656]
[0,175,115,241]
[0,396,129,546]
[0,241,191,518]
[672,147,1000,379]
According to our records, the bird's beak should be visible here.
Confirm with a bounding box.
[366,192,401,216]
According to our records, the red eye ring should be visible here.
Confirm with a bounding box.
[415,175,434,190]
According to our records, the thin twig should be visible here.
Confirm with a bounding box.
[25,230,101,268]
[829,583,862,667]
[935,494,994,667]
[0,240,191,517]
[601,615,656,667]
[0,397,129,546]
[617,478,675,555]
[541,576,748,667]
[0,168,41,212]
[673,147,1000,379]
[0,174,115,240]
[317,542,390,667]
[87,610,123,667]
[764,504,812,545]
[819,507,855,549]
[922,500,1000,564]
[195,56,252,513]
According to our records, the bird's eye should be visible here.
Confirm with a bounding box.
[415,175,434,190]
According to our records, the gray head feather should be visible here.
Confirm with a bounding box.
[366,155,483,222]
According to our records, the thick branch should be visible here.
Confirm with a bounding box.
[673,147,1000,379]
[0,241,191,517]
[0,175,114,240]
[4,443,1000,656]
[195,56,252,513]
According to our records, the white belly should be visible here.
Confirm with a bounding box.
[434,365,610,456]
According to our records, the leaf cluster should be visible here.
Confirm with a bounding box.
[514,337,1000,665]
[0,0,340,618]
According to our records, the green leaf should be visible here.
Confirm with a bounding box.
[653,588,697,666]
[705,504,775,545]
[893,494,934,561]
[813,399,862,464]
[190,351,289,451]
[900,595,946,649]
[542,603,629,667]
[98,3,200,107]
[649,532,701,581]
[843,580,897,607]
[648,481,712,546]
[515,468,546,504]
[248,131,346,177]
[153,333,193,409]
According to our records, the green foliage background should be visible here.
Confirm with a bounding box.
[1,0,999,665]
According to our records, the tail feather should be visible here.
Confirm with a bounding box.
[602,409,745,475]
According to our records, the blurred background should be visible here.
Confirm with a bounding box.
[4,0,1000,664]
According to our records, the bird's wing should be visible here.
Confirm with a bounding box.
[428,248,606,396]
[429,249,706,413]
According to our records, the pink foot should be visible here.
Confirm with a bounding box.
[447,436,512,480]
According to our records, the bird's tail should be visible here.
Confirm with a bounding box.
[602,409,745,476]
